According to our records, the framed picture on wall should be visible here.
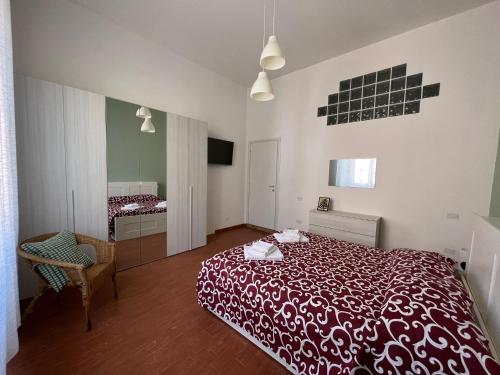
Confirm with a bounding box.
[317,197,331,211]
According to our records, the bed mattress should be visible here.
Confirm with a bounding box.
[196,232,500,374]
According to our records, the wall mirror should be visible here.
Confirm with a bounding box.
[329,158,377,188]
[106,97,167,270]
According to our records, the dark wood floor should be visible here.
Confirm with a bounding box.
[8,227,288,375]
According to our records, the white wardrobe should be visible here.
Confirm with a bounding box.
[15,74,107,298]
[167,113,208,255]
[15,75,208,298]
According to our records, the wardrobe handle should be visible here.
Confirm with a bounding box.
[189,185,193,250]
[71,189,76,232]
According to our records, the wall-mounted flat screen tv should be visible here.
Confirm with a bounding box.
[208,137,233,165]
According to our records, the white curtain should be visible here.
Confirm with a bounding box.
[0,0,20,373]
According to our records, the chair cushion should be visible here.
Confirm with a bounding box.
[22,231,95,293]
[77,244,97,263]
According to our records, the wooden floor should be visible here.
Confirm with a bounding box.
[8,227,288,375]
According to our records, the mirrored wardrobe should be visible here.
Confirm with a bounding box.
[15,74,208,298]
[106,98,168,270]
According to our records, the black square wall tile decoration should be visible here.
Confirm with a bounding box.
[407,73,423,88]
[391,77,406,92]
[377,68,391,82]
[362,97,374,109]
[351,76,363,88]
[423,83,440,98]
[350,88,362,100]
[349,111,361,122]
[375,94,389,107]
[362,109,374,121]
[317,64,439,126]
[404,101,420,115]
[338,113,349,124]
[339,102,349,113]
[363,84,375,97]
[391,64,407,78]
[328,105,338,115]
[317,106,327,117]
[339,91,350,102]
[364,72,376,86]
[328,93,339,105]
[340,79,350,91]
[389,104,404,117]
[350,99,361,111]
[390,91,405,104]
[327,115,337,125]
[375,106,388,119]
[377,81,390,95]
[406,87,422,102]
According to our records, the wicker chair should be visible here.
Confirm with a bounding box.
[17,233,117,331]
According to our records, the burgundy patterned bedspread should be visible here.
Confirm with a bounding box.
[107,195,167,236]
[196,232,500,374]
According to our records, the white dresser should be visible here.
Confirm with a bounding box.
[309,209,381,247]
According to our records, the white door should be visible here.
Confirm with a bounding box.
[248,140,279,230]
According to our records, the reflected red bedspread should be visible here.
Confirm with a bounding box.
[107,195,166,237]
[196,232,500,374]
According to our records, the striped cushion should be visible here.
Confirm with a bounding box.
[22,231,95,293]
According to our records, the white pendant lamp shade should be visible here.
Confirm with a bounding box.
[136,106,152,119]
[260,35,285,70]
[140,118,156,133]
[250,71,274,101]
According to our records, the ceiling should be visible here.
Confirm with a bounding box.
[70,0,493,86]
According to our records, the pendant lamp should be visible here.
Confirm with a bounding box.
[250,71,274,101]
[136,106,152,119]
[140,118,156,133]
[250,2,274,101]
[260,0,285,70]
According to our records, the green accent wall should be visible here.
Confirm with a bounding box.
[106,97,167,198]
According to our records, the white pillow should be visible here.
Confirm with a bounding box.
[77,244,97,264]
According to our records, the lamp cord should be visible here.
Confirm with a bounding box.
[262,1,266,49]
[273,0,276,35]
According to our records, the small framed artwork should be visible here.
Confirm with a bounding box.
[317,197,331,211]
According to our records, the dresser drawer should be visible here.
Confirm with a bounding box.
[309,211,377,237]
[309,209,381,247]
[309,225,376,247]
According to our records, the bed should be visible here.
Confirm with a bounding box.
[107,182,167,241]
[196,231,500,374]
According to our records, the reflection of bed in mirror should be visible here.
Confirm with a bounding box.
[107,181,167,241]
[108,181,167,271]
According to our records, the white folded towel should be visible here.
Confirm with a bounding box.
[121,203,141,211]
[273,230,309,243]
[244,245,283,261]
[250,240,278,256]
[156,201,167,208]
[123,203,140,208]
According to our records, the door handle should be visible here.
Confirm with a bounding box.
[268,185,275,188]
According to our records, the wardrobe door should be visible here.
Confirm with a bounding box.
[167,113,190,255]
[63,86,108,240]
[15,74,68,239]
[167,114,207,255]
[15,74,68,299]
[188,119,207,249]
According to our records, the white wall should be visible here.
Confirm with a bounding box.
[11,0,247,235]
[246,1,500,256]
